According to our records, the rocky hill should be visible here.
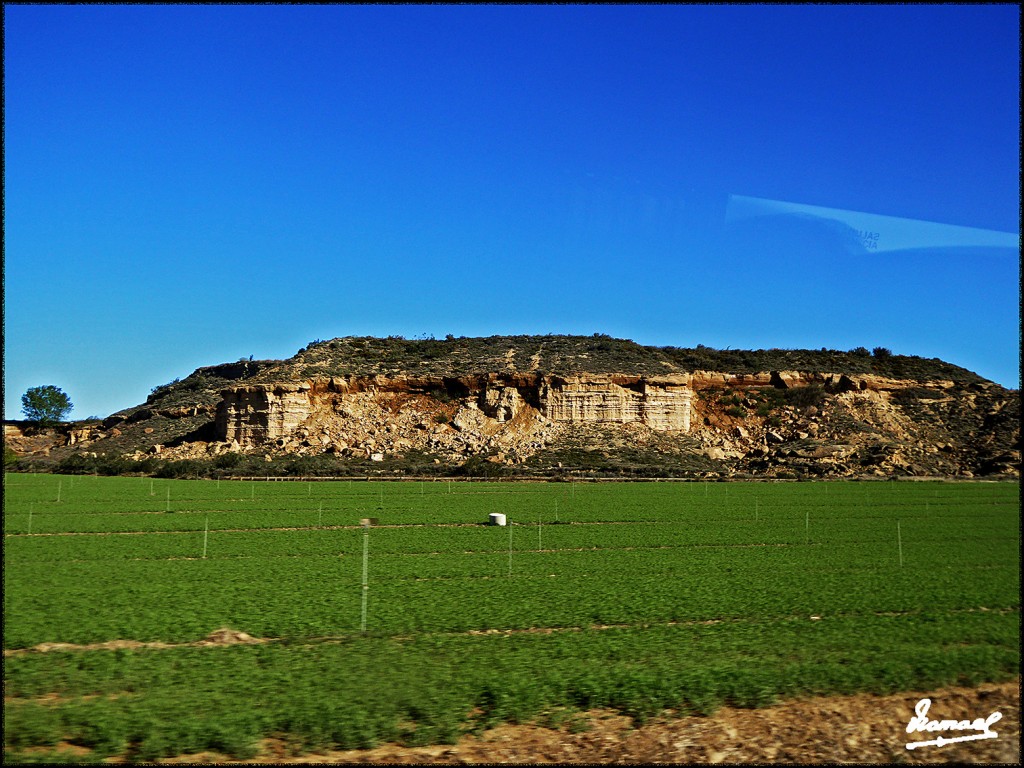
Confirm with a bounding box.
[7,335,1019,479]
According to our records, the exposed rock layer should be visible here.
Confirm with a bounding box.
[215,374,695,449]
[8,337,1019,479]
[195,370,1018,479]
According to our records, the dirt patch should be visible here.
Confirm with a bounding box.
[17,639,174,655]
[199,628,263,646]
[149,678,1022,764]
[4,628,267,657]
[5,611,1014,657]
[5,680,1019,763]
[14,741,94,760]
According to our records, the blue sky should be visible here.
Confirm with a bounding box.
[4,4,1020,419]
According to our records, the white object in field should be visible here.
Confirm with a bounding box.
[489,513,507,526]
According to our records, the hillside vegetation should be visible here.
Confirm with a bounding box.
[139,335,987,413]
[4,335,1016,481]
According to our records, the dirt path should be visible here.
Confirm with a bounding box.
[144,678,1019,764]
[6,609,1016,657]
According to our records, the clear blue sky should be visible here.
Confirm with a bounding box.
[4,4,1020,419]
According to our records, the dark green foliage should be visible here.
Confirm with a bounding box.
[5,446,21,468]
[428,387,452,403]
[142,361,269,410]
[214,452,243,469]
[149,378,180,397]
[153,460,206,479]
[278,454,346,477]
[224,335,987,385]
[890,386,942,403]
[455,455,508,478]
[56,454,93,474]
[784,384,826,409]
[54,455,160,476]
[21,385,73,426]
[4,703,62,748]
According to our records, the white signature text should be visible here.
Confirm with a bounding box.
[905,698,1002,750]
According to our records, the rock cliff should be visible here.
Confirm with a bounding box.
[10,335,1019,479]
[215,374,693,453]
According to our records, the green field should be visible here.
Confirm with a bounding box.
[3,474,1019,762]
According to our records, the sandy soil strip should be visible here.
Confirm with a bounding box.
[13,679,1019,764]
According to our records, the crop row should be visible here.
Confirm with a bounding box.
[4,484,1015,532]
[5,527,1020,579]
[4,475,1016,524]
[5,611,1019,760]
[6,532,1017,581]
[5,541,1018,646]
[5,511,1016,552]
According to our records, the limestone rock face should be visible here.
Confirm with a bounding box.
[542,376,691,431]
[212,374,694,457]
[215,383,313,445]
[67,427,92,446]
[126,366,1013,479]
[481,387,525,423]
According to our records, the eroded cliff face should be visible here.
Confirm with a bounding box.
[24,363,1013,479]
[213,374,694,462]
[13,334,1016,479]
[193,369,1018,478]
[542,376,691,431]
[215,383,315,446]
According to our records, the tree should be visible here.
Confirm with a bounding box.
[21,385,73,426]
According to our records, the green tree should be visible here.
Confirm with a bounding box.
[21,385,73,426]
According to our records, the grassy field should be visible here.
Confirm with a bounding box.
[3,474,1019,762]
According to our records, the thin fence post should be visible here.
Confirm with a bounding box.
[360,524,370,633]
[897,519,904,568]
[203,515,209,559]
